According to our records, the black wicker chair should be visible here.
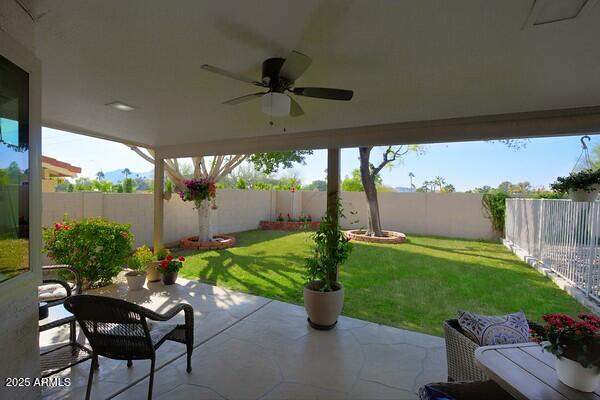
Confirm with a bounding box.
[40,264,82,306]
[64,295,194,400]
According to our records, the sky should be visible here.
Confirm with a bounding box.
[41,127,600,192]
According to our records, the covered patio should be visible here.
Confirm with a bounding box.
[2,1,600,400]
[41,276,446,400]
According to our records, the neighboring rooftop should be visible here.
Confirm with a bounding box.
[41,155,81,177]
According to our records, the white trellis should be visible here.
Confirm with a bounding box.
[505,198,600,302]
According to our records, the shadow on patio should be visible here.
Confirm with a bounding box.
[41,277,446,400]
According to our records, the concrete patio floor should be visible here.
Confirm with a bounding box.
[40,277,447,399]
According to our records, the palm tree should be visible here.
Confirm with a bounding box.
[408,172,415,191]
[433,176,446,192]
[96,171,105,181]
[122,168,131,179]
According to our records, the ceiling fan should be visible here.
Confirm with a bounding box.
[201,50,353,117]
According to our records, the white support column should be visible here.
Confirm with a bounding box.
[153,157,164,251]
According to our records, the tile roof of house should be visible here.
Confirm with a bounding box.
[41,155,82,174]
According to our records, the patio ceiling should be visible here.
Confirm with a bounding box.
[30,0,600,155]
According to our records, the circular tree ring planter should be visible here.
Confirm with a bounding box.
[345,230,407,244]
[180,235,236,250]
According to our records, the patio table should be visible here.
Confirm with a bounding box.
[475,342,600,400]
[39,303,92,377]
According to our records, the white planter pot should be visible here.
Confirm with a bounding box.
[303,281,344,330]
[555,356,600,392]
[569,187,599,202]
[125,271,147,291]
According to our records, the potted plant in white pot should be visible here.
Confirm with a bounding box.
[146,248,170,282]
[303,202,353,330]
[551,169,600,202]
[125,246,153,291]
[535,313,600,392]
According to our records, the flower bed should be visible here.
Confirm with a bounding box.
[180,235,236,250]
[345,230,407,244]
[259,220,321,231]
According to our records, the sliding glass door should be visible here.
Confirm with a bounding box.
[0,54,30,282]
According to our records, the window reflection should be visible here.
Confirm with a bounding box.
[0,54,29,282]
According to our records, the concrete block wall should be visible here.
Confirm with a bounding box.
[297,191,495,240]
[42,190,495,246]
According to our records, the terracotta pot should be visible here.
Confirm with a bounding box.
[555,356,600,392]
[161,271,178,285]
[569,187,599,202]
[146,261,162,282]
[125,270,147,291]
[303,281,344,330]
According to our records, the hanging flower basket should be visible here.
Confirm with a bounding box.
[179,179,217,208]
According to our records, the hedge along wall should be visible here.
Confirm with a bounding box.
[41,190,495,249]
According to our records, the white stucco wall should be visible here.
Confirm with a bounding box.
[42,190,495,245]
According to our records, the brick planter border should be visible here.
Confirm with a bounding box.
[345,230,407,244]
[259,220,321,231]
[180,235,236,250]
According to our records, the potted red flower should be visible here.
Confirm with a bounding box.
[536,313,600,392]
[158,255,185,285]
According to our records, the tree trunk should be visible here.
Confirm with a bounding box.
[197,200,213,242]
[358,147,384,237]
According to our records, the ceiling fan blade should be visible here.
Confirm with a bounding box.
[289,96,304,117]
[292,87,353,101]
[223,92,266,105]
[201,64,265,87]
[279,51,312,83]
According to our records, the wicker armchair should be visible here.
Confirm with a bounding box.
[64,295,194,400]
[444,319,545,382]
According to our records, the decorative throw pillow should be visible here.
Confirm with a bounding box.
[457,310,530,346]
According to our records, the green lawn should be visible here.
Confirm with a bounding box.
[176,230,588,336]
[0,237,29,282]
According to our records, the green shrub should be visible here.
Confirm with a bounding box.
[122,177,135,193]
[155,248,170,261]
[482,191,510,237]
[128,245,154,271]
[43,216,134,287]
[305,202,352,292]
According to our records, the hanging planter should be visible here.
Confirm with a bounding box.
[568,187,599,202]
[178,179,217,208]
[551,136,600,202]
[551,170,600,202]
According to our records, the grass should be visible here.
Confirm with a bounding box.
[176,230,589,336]
[0,237,29,282]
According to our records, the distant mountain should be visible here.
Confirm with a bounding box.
[102,169,153,182]
[394,186,413,192]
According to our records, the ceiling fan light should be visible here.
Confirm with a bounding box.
[262,92,290,117]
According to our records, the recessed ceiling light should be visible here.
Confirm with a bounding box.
[105,101,135,111]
